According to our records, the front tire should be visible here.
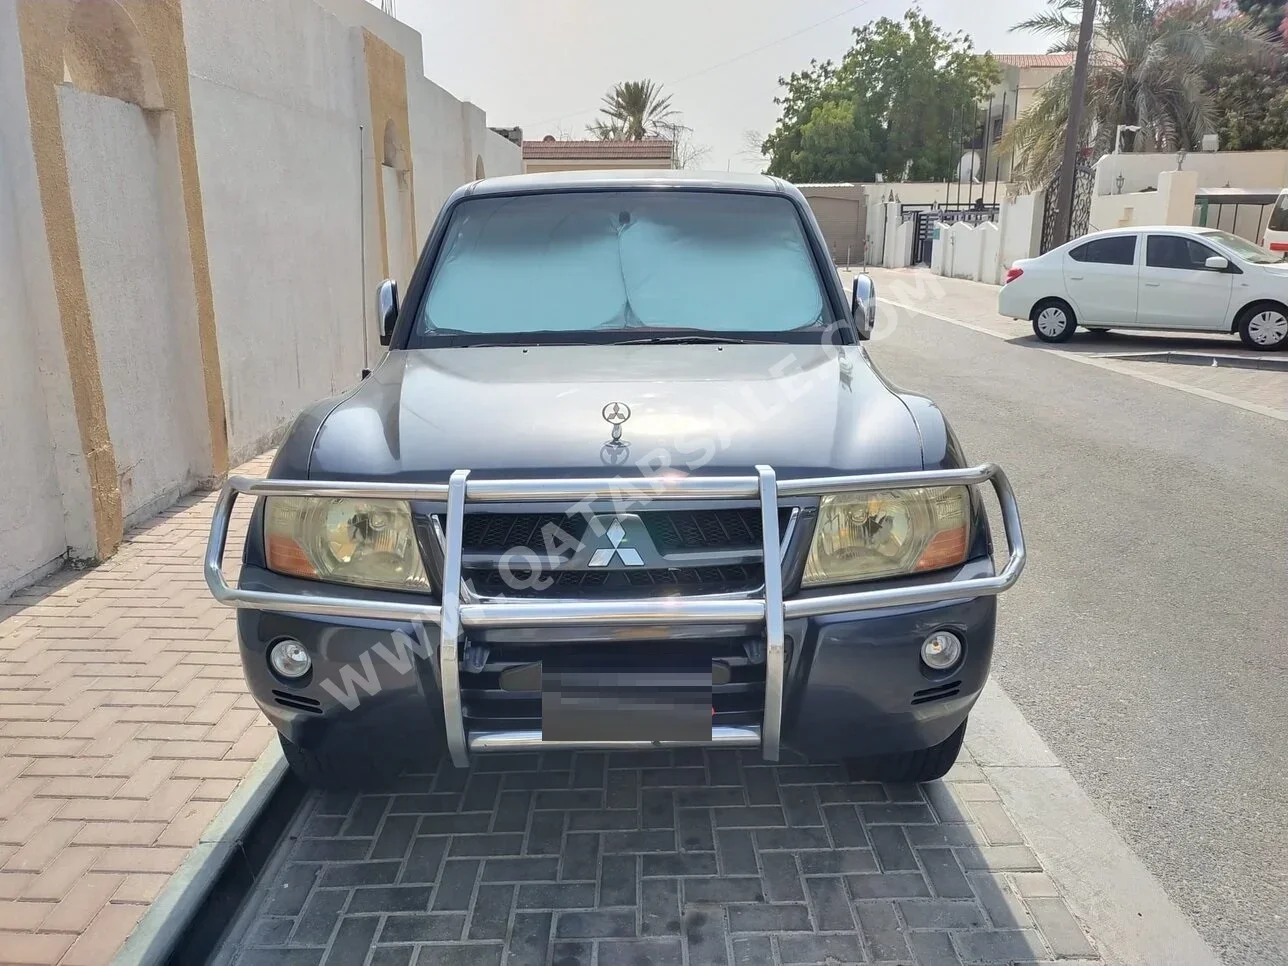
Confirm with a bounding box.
[1237,302,1288,351]
[844,720,967,783]
[1031,299,1077,342]
[279,733,405,790]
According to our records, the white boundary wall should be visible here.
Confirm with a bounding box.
[919,190,1044,285]
[1094,150,1288,196]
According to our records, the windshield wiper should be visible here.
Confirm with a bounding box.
[615,334,750,345]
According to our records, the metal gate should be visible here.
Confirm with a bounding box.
[907,206,1001,265]
[913,211,937,264]
[1040,162,1094,253]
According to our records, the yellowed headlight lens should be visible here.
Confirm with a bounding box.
[265,497,429,592]
[802,486,970,587]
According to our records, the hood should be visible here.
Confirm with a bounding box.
[308,343,924,482]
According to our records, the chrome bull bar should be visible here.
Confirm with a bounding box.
[204,463,1025,768]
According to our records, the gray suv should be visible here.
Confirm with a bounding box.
[204,171,1025,788]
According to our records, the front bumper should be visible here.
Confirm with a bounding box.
[237,569,996,763]
[207,464,1024,767]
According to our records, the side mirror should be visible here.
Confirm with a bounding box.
[1204,255,1230,272]
[851,274,876,338]
[376,279,399,346]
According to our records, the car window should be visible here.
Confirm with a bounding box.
[1068,235,1136,265]
[1268,190,1288,231]
[1146,235,1220,270]
[1198,229,1281,264]
[413,190,832,343]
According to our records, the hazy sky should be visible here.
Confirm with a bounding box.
[396,0,1051,173]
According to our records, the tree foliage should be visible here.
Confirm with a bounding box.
[1004,0,1277,188]
[589,80,677,140]
[762,10,999,183]
[1207,57,1288,148]
[1233,0,1287,39]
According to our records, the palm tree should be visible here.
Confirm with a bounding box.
[1004,0,1276,187]
[589,80,677,140]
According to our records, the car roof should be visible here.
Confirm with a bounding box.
[467,169,787,197]
[1078,225,1219,238]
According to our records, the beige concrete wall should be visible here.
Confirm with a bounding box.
[1094,150,1288,196]
[0,0,520,598]
[999,189,1044,277]
[182,0,368,463]
[60,85,209,523]
[1089,170,1198,233]
[0,34,68,593]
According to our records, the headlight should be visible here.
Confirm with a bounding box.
[264,497,429,592]
[802,486,970,587]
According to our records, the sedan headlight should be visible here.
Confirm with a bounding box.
[264,497,429,592]
[803,486,971,587]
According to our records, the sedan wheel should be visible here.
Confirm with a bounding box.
[1240,306,1288,350]
[1032,301,1076,342]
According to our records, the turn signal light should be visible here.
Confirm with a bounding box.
[1004,267,1024,284]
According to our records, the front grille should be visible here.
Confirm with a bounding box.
[464,564,760,598]
[455,508,786,554]
[643,509,765,552]
[432,505,798,600]
[461,513,588,552]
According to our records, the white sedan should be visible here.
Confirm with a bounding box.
[998,226,1288,350]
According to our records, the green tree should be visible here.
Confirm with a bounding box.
[1004,0,1276,187]
[1208,58,1288,148]
[1234,0,1286,40]
[763,11,999,182]
[589,80,677,140]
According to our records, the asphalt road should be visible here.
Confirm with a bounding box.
[867,305,1288,966]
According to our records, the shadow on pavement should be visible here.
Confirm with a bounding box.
[1004,328,1254,357]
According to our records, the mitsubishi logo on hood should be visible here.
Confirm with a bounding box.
[602,401,631,444]
[587,516,645,568]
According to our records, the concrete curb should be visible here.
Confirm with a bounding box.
[878,296,1288,423]
[969,680,1223,966]
[111,742,288,966]
[1105,350,1288,372]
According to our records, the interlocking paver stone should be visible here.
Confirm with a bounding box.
[227,749,1101,965]
[0,453,276,965]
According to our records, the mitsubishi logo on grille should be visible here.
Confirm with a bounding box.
[587,518,645,568]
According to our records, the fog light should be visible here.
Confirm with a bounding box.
[921,630,962,671]
[270,639,311,678]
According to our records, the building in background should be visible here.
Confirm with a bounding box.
[522,136,675,173]
[978,53,1075,183]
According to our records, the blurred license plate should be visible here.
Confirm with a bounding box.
[541,662,712,742]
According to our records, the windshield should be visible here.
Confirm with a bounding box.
[411,190,835,345]
[1200,229,1285,264]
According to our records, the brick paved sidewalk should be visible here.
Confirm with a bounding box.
[0,455,276,966]
[857,267,1288,419]
[225,747,1100,966]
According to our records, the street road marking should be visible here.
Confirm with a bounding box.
[879,297,1288,423]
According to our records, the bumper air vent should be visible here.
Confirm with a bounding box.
[272,689,323,714]
[910,680,962,706]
